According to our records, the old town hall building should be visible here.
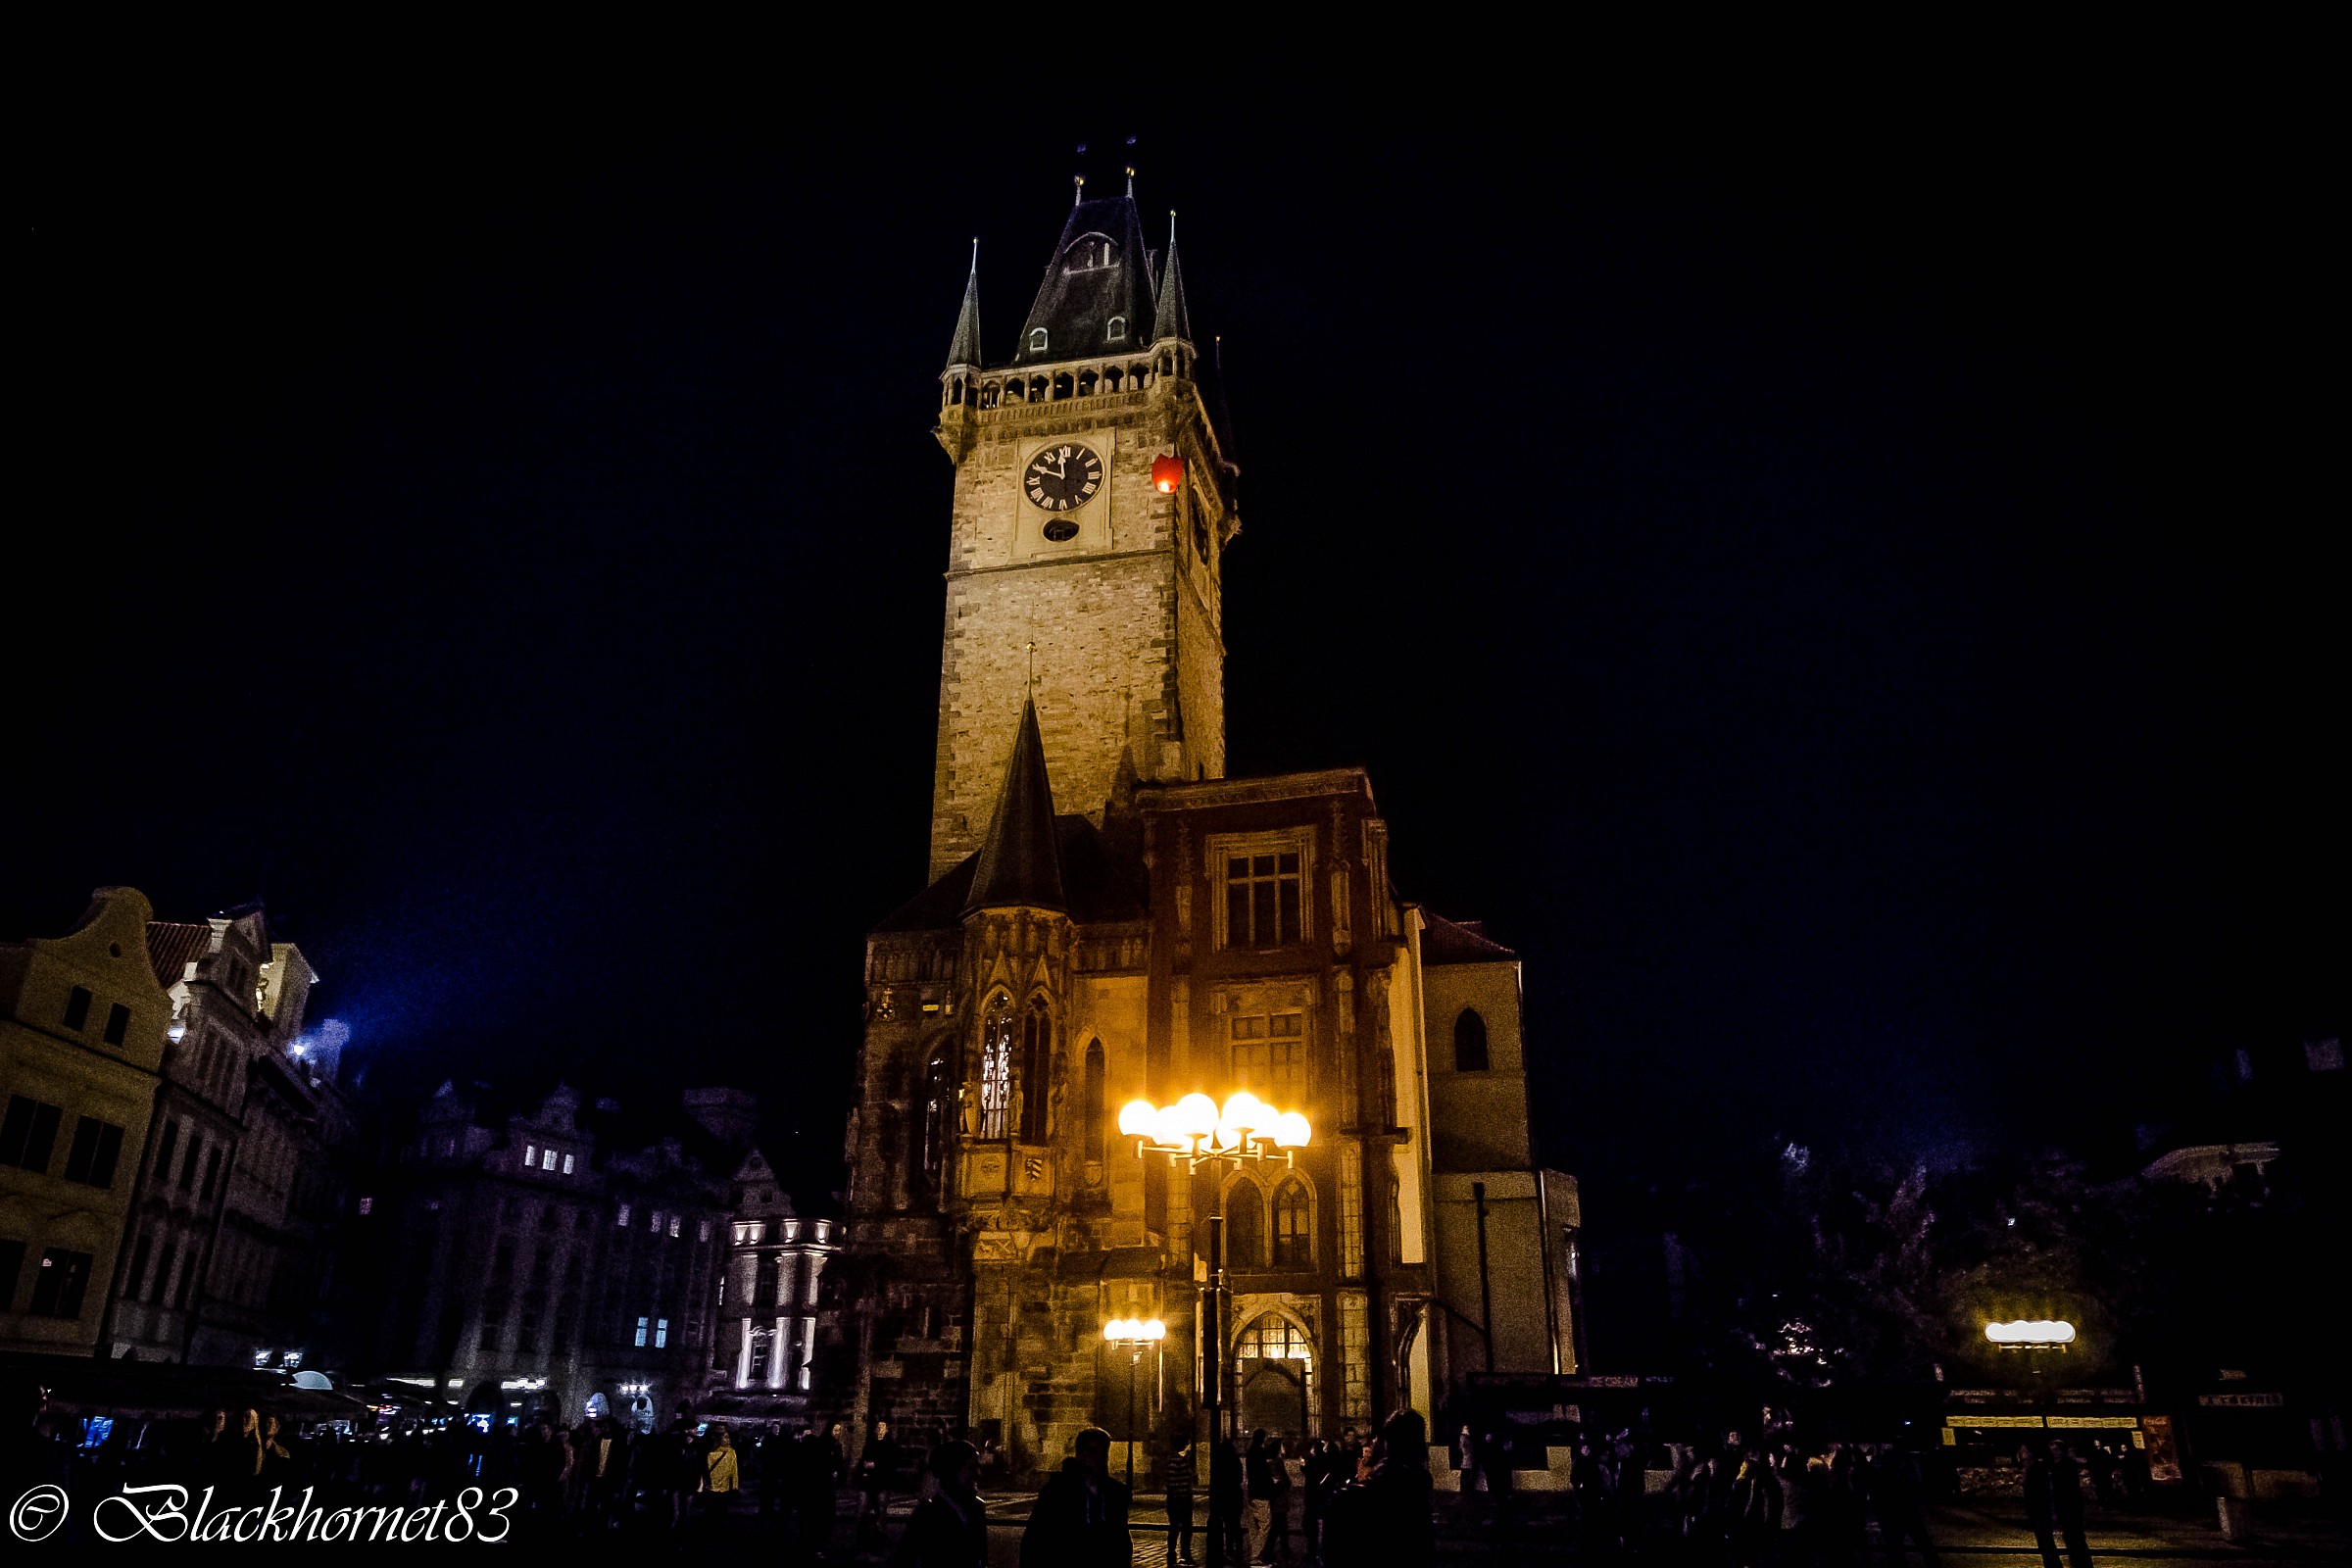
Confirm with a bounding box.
[839,186,1580,1482]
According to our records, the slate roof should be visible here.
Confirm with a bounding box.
[1421,912,1518,965]
[146,920,217,985]
[1011,194,1158,368]
[963,701,1066,912]
[875,815,1147,933]
[1152,225,1192,344]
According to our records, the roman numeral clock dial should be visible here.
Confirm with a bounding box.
[1024,442,1102,542]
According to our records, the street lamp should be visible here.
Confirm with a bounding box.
[1103,1317,1167,1494]
[1120,1092,1311,1568]
[1985,1319,2077,1348]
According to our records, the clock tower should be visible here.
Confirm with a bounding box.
[928,188,1236,880]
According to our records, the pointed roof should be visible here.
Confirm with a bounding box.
[1012,193,1157,366]
[963,701,1067,913]
[946,239,983,368]
[1152,215,1192,345]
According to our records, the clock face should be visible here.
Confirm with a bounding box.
[1023,442,1103,513]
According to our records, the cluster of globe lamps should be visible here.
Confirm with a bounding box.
[1118,1092,1310,1170]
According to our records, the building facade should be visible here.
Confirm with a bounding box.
[105,906,351,1367]
[704,1146,839,1423]
[837,190,1580,1482]
[1,888,169,1354]
[347,1082,740,1431]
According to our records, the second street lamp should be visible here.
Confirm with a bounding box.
[1103,1316,1166,1494]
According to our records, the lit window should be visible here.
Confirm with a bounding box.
[698,1219,710,1243]
[542,1149,558,1172]
[1230,1011,1305,1102]
[668,1215,681,1239]
[523,1144,537,1167]
[634,1316,649,1348]
[1238,1314,1310,1361]
[562,1153,575,1175]
[656,1317,669,1348]
[357,1196,373,1215]
[616,1204,631,1227]
[978,997,1014,1140]
[1224,852,1304,948]
[652,1209,664,1233]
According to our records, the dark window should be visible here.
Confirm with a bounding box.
[199,1146,222,1200]
[126,1234,153,1300]
[0,1238,24,1311]
[1225,1182,1266,1269]
[1018,1003,1052,1144]
[1454,1008,1491,1072]
[63,986,93,1030]
[750,1335,771,1383]
[29,1248,94,1318]
[178,1136,202,1191]
[1083,1039,1105,1162]
[918,1046,956,1189]
[1273,1179,1311,1267]
[518,1296,543,1353]
[64,1116,126,1188]
[104,1003,131,1046]
[0,1097,64,1175]
[1225,853,1304,948]
[151,1241,177,1303]
[174,1248,200,1307]
[153,1117,179,1177]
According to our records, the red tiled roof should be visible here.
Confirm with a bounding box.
[1420,912,1517,965]
[146,921,216,986]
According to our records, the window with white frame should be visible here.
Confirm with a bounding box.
[634,1315,649,1348]
[562,1152,575,1175]
[541,1148,558,1171]
[977,996,1014,1140]
[616,1204,630,1227]
[523,1143,536,1167]
[655,1317,669,1348]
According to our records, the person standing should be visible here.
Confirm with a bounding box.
[1165,1440,1199,1565]
[1212,1437,1247,1562]
[704,1426,741,1517]
[1266,1437,1295,1561]
[859,1420,907,1546]
[1019,1426,1133,1567]
[889,1439,988,1568]
[1245,1429,1278,1562]
[2023,1443,2091,1568]
[1326,1410,1435,1568]
[1871,1445,1939,1568]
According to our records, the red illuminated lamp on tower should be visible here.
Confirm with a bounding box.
[1152,454,1183,494]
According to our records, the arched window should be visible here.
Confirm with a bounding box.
[1004,379,1024,403]
[918,1045,956,1187]
[1029,376,1048,402]
[1029,328,1049,354]
[1237,1313,1309,1362]
[1106,315,1127,342]
[1051,372,1073,401]
[1103,368,1123,393]
[1083,1039,1105,1162]
[1454,1008,1490,1071]
[1077,369,1098,396]
[1225,1179,1266,1269]
[1272,1178,1310,1267]
[1018,1001,1052,1144]
[978,998,1014,1140]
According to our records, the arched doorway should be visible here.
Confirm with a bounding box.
[1235,1313,1314,1439]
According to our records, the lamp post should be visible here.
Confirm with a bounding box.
[1103,1317,1166,1494]
[1118,1091,1311,1568]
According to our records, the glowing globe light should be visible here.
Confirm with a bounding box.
[1984,1319,2077,1346]
[1213,1119,1242,1152]
[1104,1318,1131,1342]
[1176,1094,1220,1138]
[1118,1100,1157,1138]
[1272,1111,1311,1148]
[1152,1105,1188,1148]
[1143,1318,1166,1341]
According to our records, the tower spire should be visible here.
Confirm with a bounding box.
[1152,210,1192,345]
[945,238,982,369]
[963,700,1066,914]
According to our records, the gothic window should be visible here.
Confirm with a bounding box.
[1107,315,1127,342]
[1225,1179,1266,1269]
[1238,1313,1309,1362]
[978,998,1014,1140]
[1018,1001,1052,1144]
[1230,1010,1305,1103]
[1273,1178,1311,1268]
[1083,1039,1105,1162]
[1104,368,1123,392]
[1454,1008,1490,1072]
[918,1045,956,1187]
[1078,369,1098,396]
[1224,850,1304,949]
[1051,372,1073,401]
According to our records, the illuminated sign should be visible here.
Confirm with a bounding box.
[1984,1319,2076,1346]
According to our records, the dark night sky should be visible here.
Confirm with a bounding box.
[13,78,2339,1202]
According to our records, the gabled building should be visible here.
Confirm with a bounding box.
[1,888,168,1354]
[837,187,1581,1482]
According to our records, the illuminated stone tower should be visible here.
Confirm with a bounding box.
[928,188,1237,880]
